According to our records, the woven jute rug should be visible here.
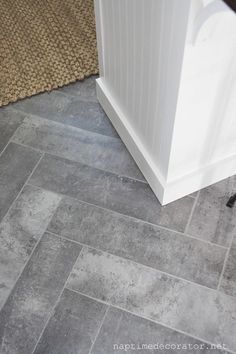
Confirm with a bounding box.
[0,0,98,107]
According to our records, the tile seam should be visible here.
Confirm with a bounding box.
[28,183,228,250]
[10,140,148,184]
[217,232,235,292]
[184,190,200,234]
[88,305,110,354]
[65,287,236,354]
[31,245,84,354]
[8,103,120,140]
[46,231,231,296]
[0,149,44,227]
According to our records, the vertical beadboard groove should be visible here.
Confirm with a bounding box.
[111,0,117,91]
[126,0,135,121]
[136,0,144,130]
[131,0,138,128]
[117,0,122,99]
[102,0,110,81]
[150,0,165,151]
[124,0,129,110]
[156,1,175,173]
[144,0,154,142]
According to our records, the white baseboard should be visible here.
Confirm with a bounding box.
[164,154,236,203]
[96,78,236,205]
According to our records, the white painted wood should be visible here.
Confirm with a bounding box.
[96,78,166,202]
[95,0,236,205]
[168,0,236,182]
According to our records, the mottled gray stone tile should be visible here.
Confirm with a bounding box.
[0,185,61,309]
[13,115,144,181]
[34,289,107,354]
[12,90,118,138]
[233,235,236,248]
[0,143,41,222]
[0,232,82,354]
[58,75,98,102]
[92,307,228,354]
[187,177,236,247]
[219,237,236,298]
[67,247,236,352]
[30,154,194,232]
[49,197,226,288]
[0,108,26,153]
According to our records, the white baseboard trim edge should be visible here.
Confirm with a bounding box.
[96,78,166,203]
[96,78,236,205]
[165,154,236,203]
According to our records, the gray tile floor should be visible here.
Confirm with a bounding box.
[0,76,235,354]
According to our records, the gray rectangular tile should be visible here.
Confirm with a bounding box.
[0,108,26,153]
[33,289,107,354]
[12,115,144,181]
[48,197,226,288]
[0,142,41,222]
[0,232,82,354]
[187,177,236,247]
[0,185,61,309]
[67,247,236,352]
[12,90,118,138]
[30,154,194,232]
[58,75,98,101]
[92,307,228,354]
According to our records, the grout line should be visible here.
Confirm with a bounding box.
[63,244,85,291]
[10,107,120,142]
[217,233,235,292]
[29,183,228,250]
[10,139,148,185]
[188,194,197,199]
[217,247,230,292]
[0,150,44,235]
[10,140,46,155]
[55,87,98,103]
[65,287,236,354]
[0,139,13,159]
[0,234,43,313]
[9,101,120,140]
[184,190,200,234]
[0,171,60,312]
[0,153,45,312]
[88,305,110,354]
[8,117,29,144]
[0,155,60,312]
[66,287,108,306]
[0,112,28,158]
[46,230,233,296]
[31,245,84,354]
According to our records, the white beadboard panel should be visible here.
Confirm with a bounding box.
[95,0,190,180]
[95,0,236,204]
